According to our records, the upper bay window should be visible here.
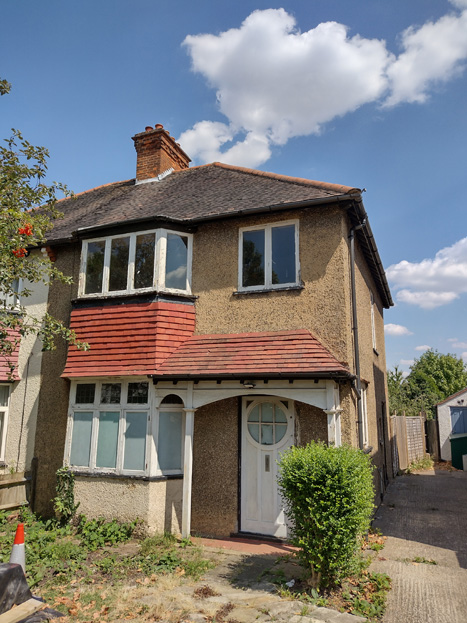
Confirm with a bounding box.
[239,221,299,291]
[79,229,193,297]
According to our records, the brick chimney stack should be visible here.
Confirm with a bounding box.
[132,124,191,181]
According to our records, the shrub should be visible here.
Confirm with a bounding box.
[278,442,375,589]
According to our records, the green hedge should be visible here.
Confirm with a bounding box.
[278,442,374,588]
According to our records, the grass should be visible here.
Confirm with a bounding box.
[0,509,214,622]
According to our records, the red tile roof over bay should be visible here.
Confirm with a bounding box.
[0,327,21,381]
[62,301,195,378]
[154,329,351,379]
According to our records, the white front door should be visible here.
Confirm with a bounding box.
[240,397,294,538]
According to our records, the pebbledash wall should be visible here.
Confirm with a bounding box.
[32,195,391,532]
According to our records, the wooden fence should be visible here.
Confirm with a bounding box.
[391,414,426,472]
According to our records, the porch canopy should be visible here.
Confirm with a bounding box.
[153,329,351,380]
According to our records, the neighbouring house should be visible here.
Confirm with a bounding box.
[0,263,50,510]
[29,124,393,538]
[437,387,467,468]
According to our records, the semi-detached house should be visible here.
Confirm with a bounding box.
[27,124,393,538]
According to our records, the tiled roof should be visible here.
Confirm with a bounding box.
[154,329,351,379]
[62,301,195,378]
[47,163,357,243]
[0,327,21,381]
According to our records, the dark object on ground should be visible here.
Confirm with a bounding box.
[0,563,64,622]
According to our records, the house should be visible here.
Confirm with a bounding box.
[28,124,393,538]
[0,263,50,509]
[437,387,467,468]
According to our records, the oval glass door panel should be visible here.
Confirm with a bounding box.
[247,402,288,446]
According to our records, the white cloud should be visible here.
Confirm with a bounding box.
[463,352,467,362]
[450,341,467,349]
[415,345,431,352]
[400,359,414,366]
[180,5,467,166]
[384,323,413,336]
[387,237,467,309]
[384,7,467,107]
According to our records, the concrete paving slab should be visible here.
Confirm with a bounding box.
[371,469,467,623]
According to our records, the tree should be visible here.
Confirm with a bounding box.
[0,80,87,375]
[388,350,467,418]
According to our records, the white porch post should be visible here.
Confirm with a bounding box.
[182,408,196,538]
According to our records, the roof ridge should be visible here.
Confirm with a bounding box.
[210,162,359,196]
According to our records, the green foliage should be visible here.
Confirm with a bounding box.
[406,455,434,473]
[278,442,374,589]
[53,466,80,523]
[77,516,136,551]
[0,80,88,375]
[388,351,467,418]
[343,572,391,621]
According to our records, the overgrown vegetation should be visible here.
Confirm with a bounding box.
[53,466,80,523]
[0,509,213,621]
[278,442,375,589]
[388,350,467,418]
[406,455,434,473]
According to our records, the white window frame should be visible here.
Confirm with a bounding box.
[370,292,377,351]
[0,385,11,462]
[78,228,193,297]
[65,379,151,476]
[154,403,185,476]
[238,220,300,292]
[1,278,22,310]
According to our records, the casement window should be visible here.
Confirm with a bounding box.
[450,407,467,435]
[370,292,377,351]
[79,229,193,297]
[66,382,185,477]
[156,395,185,474]
[66,380,150,475]
[0,385,10,462]
[0,279,21,309]
[239,221,299,291]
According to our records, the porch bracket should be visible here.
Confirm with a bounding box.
[182,408,196,538]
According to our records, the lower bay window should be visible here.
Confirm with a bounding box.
[66,380,184,477]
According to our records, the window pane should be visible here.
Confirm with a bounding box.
[451,408,467,434]
[248,405,259,422]
[261,424,274,445]
[242,230,264,287]
[271,225,295,284]
[135,233,156,289]
[70,412,93,467]
[158,411,183,471]
[96,411,119,468]
[261,403,274,423]
[127,382,149,404]
[275,424,287,443]
[0,386,9,408]
[109,237,130,291]
[275,407,287,423]
[124,412,147,471]
[248,423,259,442]
[165,234,188,290]
[85,241,105,294]
[76,384,95,404]
[101,383,121,404]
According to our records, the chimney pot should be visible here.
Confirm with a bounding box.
[155,124,164,129]
[145,126,153,132]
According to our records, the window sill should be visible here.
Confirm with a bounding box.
[72,291,197,306]
[70,470,183,482]
[233,283,304,296]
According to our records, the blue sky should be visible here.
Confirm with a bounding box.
[1,0,467,374]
